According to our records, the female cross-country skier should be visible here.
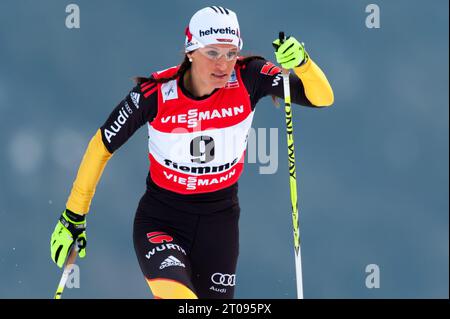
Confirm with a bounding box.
[50,6,334,299]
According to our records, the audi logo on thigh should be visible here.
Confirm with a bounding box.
[211,273,236,286]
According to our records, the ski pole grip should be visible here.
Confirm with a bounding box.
[75,237,86,251]
[279,31,285,44]
[278,31,289,74]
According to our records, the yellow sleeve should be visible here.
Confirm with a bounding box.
[65,129,113,215]
[293,58,334,107]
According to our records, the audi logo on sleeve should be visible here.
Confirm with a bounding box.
[211,272,236,286]
[148,64,254,195]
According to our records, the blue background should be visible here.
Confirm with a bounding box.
[0,0,448,298]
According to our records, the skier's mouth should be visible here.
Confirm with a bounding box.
[212,73,227,79]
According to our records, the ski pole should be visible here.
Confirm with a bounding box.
[54,238,84,299]
[277,31,304,299]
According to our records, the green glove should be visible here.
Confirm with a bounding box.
[50,209,87,268]
[272,35,308,69]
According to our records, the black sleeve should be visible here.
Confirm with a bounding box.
[240,58,314,110]
[100,81,158,153]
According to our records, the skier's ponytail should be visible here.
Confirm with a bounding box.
[133,55,192,85]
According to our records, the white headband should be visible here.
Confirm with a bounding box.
[185,6,243,52]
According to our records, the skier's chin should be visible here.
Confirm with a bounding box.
[209,76,229,88]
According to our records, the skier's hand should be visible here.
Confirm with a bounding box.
[50,209,87,268]
[272,35,308,69]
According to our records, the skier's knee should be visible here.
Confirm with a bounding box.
[146,277,198,299]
